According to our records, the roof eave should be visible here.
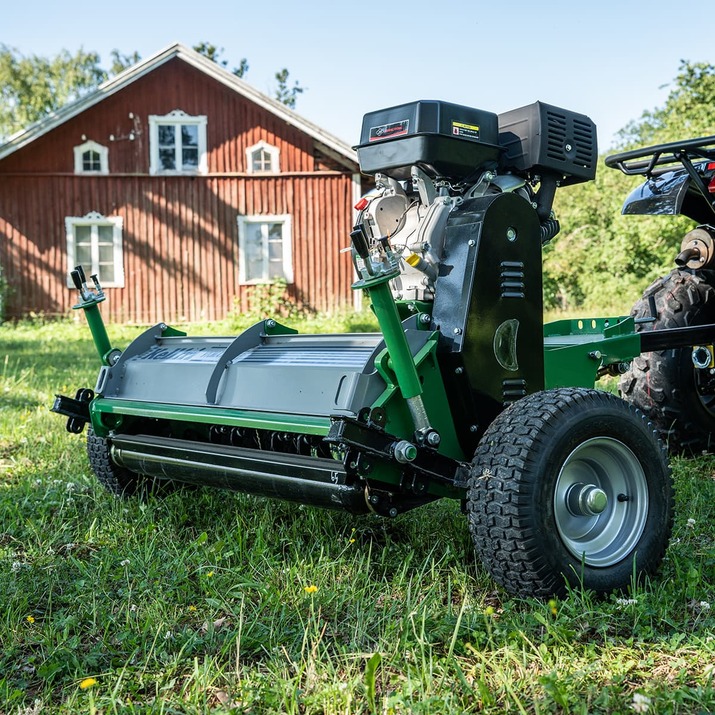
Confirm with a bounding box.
[0,42,358,169]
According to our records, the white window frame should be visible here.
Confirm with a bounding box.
[245,140,280,174]
[237,214,293,285]
[148,110,208,175]
[65,211,124,288]
[73,140,109,174]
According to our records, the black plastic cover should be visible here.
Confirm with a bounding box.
[356,100,501,180]
[498,102,597,185]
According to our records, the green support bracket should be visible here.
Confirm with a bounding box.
[69,266,119,366]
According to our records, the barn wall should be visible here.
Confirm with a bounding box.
[0,172,356,323]
[0,58,319,175]
[0,56,363,323]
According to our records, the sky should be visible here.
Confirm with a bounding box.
[2,0,713,151]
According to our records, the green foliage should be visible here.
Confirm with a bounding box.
[108,48,141,76]
[192,41,304,107]
[617,60,715,148]
[192,41,248,78]
[228,278,311,328]
[0,39,304,141]
[1,320,715,712]
[274,68,305,110]
[546,60,715,313]
[0,44,107,139]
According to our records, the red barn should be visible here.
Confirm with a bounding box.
[0,43,362,323]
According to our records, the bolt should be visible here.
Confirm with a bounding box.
[506,227,517,242]
[369,494,380,505]
[160,323,167,331]
[692,346,712,369]
[388,507,398,518]
[565,143,573,152]
[468,239,476,247]
[455,367,464,375]
[589,350,602,360]
[393,440,418,463]
[266,319,277,329]
[419,313,431,324]
[469,425,478,433]
[453,327,462,335]
[426,431,441,447]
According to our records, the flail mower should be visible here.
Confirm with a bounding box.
[53,100,715,598]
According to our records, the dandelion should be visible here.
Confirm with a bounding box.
[79,678,97,690]
[120,559,131,567]
[349,538,356,544]
[686,518,696,529]
[26,615,35,624]
[484,605,495,617]
[548,599,558,616]
[188,605,197,612]
[304,584,318,594]
[206,570,214,578]
[700,601,711,611]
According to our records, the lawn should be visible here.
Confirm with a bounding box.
[1,317,714,714]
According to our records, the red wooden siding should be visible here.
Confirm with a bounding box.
[0,173,356,323]
[0,59,322,175]
[0,55,363,323]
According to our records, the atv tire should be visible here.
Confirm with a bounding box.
[87,429,174,497]
[467,388,673,599]
[620,268,715,454]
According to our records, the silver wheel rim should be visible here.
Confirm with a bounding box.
[553,437,648,567]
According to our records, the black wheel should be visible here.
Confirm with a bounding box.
[87,429,174,497]
[467,388,673,598]
[620,268,715,454]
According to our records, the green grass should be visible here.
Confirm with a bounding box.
[1,317,715,714]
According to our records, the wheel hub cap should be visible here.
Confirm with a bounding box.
[566,483,608,516]
[554,437,648,568]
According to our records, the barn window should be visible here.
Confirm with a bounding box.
[149,110,207,175]
[65,212,124,288]
[246,140,280,173]
[73,140,108,174]
[237,215,293,284]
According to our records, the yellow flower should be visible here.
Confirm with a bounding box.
[484,606,495,617]
[188,605,197,612]
[26,615,35,624]
[79,678,97,690]
[548,599,558,616]
[304,584,318,594]
[206,571,214,578]
[349,538,356,544]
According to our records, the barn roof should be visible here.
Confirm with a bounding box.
[0,42,358,169]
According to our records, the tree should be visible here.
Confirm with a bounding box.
[274,68,304,110]
[192,42,248,78]
[109,49,141,77]
[192,40,304,108]
[617,61,715,148]
[544,60,715,313]
[0,45,107,139]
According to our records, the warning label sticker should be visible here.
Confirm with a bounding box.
[452,121,480,140]
[369,119,409,142]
